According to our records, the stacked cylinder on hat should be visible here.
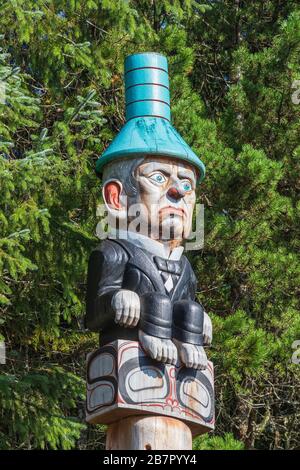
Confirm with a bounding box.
[125,53,171,122]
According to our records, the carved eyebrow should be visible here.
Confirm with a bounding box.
[177,169,196,181]
[139,163,172,175]
[150,168,171,177]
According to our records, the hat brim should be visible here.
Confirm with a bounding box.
[96,117,205,183]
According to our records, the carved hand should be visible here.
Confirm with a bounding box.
[111,290,140,328]
[203,311,213,346]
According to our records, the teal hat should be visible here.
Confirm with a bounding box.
[96,52,205,182]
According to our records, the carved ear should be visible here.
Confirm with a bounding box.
[103,180,123,210]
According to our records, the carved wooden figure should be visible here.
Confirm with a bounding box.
[85,52,214,450]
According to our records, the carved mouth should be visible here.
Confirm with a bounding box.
[159,206,185,218]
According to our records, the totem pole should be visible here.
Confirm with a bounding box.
[85,52,214,450]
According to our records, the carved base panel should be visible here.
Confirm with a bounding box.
[86,340,215,436]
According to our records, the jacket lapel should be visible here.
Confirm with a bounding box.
[112,239,166,293]
[170,256,189,301]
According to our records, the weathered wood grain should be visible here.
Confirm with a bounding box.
[106,415,192,450]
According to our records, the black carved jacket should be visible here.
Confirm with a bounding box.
[85,238,203,346]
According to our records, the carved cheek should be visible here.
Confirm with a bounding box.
[183,192,196,235]
[185,191,196,211]
[138,180,165,207]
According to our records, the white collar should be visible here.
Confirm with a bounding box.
[108,229,184,260]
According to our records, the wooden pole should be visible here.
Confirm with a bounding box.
[106,415,192,450]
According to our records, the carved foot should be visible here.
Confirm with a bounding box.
[139,330,178,365]
[173,339,207,370]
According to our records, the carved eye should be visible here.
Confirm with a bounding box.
[149,172,167,184]
[181,180,192,192]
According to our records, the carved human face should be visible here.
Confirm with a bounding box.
[134,156,197,242]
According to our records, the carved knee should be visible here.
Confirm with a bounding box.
[172,300,204,345]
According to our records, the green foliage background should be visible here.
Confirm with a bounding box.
[0,0,299,450]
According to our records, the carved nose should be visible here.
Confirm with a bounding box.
[167,186,184,200]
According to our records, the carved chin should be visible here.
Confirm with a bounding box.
[159,216,186,240]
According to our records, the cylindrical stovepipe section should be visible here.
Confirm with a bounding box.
[106,415,192,450]
[124,52,171,122]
